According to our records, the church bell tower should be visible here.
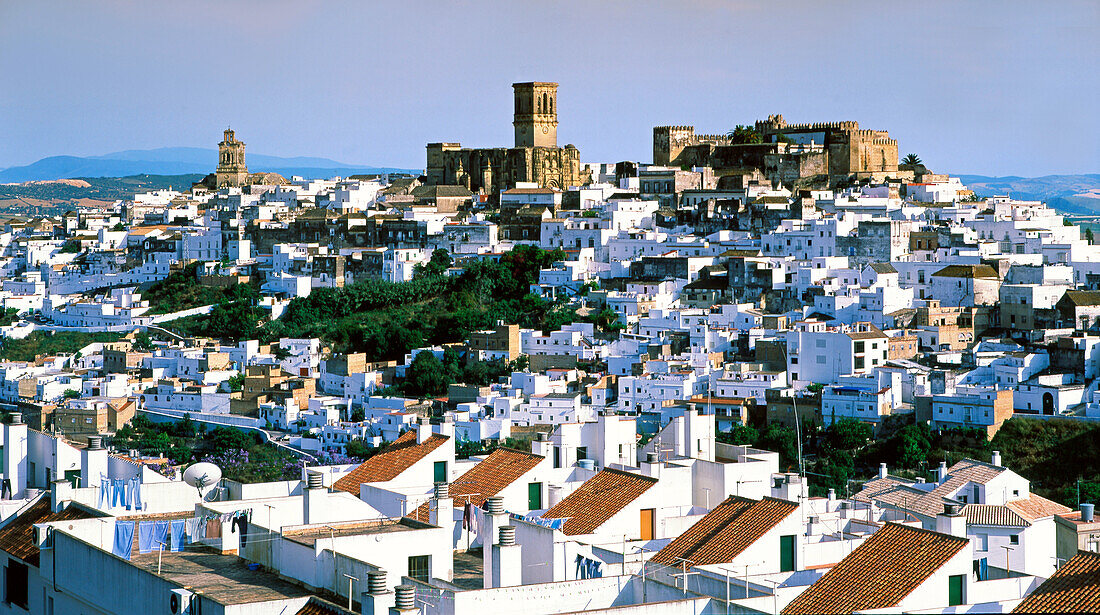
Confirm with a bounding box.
[216,128,249,188]
[513,82,558,148]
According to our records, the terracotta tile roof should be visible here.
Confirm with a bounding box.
[962,504,1029,527]
[855,459,1007,518]
[541,468,657,536]
[782,523,969,615]
[0,499,98,566]
[333,430,449,494]
[651,496,798,567]
[1013,550,1100,613]
[409,447,544,523]
[1006,493,1071,522]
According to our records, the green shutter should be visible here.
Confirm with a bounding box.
[780,535,795,572]
[528,482,542,510]
[948,574,964,606]
[434,461,446,484]
[64,470,81,489]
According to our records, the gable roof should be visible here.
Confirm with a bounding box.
[651,496,798,567]
[931,264,999,279]
[541,468,657,536]
[869,262,898,274]
[410,447,544,522]
[1013,550,1100,613]
[333,430,449,494]
[855,458,1008,518]
[782,523,969,615]
[962,503,1029,527]
[1005,493,1071,522]
[1060,290,1100,307]
[0,499,99,566]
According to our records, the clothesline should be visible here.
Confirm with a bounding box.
[110,509,253,561]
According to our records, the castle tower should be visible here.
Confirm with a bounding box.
[216,128,249,188]
[513,82,558,148]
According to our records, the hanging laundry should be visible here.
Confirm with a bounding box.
[130,477,143,511]
[112,521,135,560]
[462,502,474,530]
[138,521,156,554]
[111,478,125,508]
[0,478,11,500]
[98,478,109,509]
[207,518,221,539]
[170,519,186,552]
[153,520,170,551]
[232,514,249,548]
[575,554,586,579]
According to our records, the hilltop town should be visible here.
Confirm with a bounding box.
[0,82,1098,614]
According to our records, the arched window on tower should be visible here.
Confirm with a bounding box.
[543,93,548,115]
[549,96,553,114]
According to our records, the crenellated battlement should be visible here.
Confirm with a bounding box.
[771,120,859,133]
[654,125,696,133]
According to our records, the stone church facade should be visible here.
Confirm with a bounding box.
[425,82,584,195]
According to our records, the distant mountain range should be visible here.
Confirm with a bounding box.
[957,174,1100,216]
[0,147,421,183]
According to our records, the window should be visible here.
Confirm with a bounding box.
[854,341,865,353]
[553,446,561,469]
[1010,534,1019,545]
[576,446,587,461]
[433,461,447,484]
[408,555,431,584]
[4,560,28,609]
[977,533,988,551]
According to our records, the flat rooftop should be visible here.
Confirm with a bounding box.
[452,549,485,590]
[283,518,431,547]
[130,547,313,605]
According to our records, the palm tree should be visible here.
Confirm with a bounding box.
[901,153,922,166]
[726,125,761,145]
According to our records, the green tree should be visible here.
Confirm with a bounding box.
[717,424,759,446]
[758,424,799,469]
[132,331,155,352]
[62,389,81,399]
[901,153,922,166]
[403,351,453,398]
[226,374,245,392]
[892,423,933,469]
[726,125,761,144]
[1086,227,1095,245]
[415,248,453,279]
[824,418,873,451]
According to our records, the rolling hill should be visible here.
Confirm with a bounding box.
[0,147,421,183]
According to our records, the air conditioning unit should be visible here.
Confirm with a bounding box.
[169,588,193,615]
[32,524,52,549]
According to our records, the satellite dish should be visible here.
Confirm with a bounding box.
[183,462,222,495]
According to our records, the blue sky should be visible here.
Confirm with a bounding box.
[1,0,1097,176]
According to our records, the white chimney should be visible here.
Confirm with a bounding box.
[935,503,967,538]
[304,472,327,525]
[81,435,108,489]
[51,478,73,513]
[490,526,522,588]
[389,584,419,615]
[991,450,1002,467]
[362,569,393,615]
[416,417,431,444]
[642,452,661,479]
[482,497,507,589]
[429,483,453,527]
[937,461,948,484]
[438,414,455,438]
[878,463,888,479]
[531,431,553,458]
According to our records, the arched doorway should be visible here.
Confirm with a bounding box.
[1042,392,1054,415]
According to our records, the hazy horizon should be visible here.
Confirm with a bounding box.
[2,0,1097,177]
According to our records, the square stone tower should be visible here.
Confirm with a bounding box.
[513,82,558,148]
[216,128,249,188]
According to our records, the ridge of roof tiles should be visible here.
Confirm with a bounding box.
[651,495,798,567]
[782,522,969,615]
[541,468,658,536]
[333,430,449,494]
